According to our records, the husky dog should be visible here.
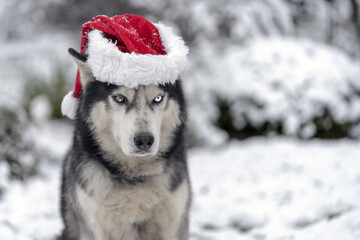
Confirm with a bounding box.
[60,48,191,240]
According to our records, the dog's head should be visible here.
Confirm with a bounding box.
[70,49,186,157]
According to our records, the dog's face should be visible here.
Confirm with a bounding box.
[71,49,185,157]
[105,85,177,156]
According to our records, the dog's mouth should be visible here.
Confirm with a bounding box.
[132,149,157,156]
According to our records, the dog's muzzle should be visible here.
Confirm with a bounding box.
[134,132,154,152]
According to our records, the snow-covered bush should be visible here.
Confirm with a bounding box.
[0,107,38,184]
[185,37,360,144]
[23,68,71,119]
[286,0,360,58]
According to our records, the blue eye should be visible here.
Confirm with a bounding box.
[153,95,164,103]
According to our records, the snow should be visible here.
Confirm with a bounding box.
[185,37,360,143]
[1,124,359,240]
[189,138,360,240]
[29,95,53,123]
[0,166,62,240]
[0,32,76,110]
[0,121,70,240]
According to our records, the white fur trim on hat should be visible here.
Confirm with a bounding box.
[61,91,78,119]
[86,23,189,88]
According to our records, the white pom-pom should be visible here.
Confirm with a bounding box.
[61,91,78,119]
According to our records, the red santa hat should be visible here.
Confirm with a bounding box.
[61,14,189,119]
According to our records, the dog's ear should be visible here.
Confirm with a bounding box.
[68,48,94,87]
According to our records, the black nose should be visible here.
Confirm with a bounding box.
[134,133,154,151]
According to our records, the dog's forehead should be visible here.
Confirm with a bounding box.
[142,85,165,98]
[111,85,165,99]
[111,86,136,99]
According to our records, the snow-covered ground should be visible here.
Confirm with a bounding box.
[190,139,360,240]
[0,121,359,240]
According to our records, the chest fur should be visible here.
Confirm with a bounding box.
[76,179,189,240]
[75,164,170,239]
[78,177,169,219]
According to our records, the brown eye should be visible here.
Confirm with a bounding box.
[116,96,124,102]
[113,95,127,104]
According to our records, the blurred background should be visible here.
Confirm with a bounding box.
[0,0,360,239]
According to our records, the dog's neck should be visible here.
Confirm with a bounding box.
[95,155,147,184]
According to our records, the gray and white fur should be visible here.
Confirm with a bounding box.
[60,48,191,240]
